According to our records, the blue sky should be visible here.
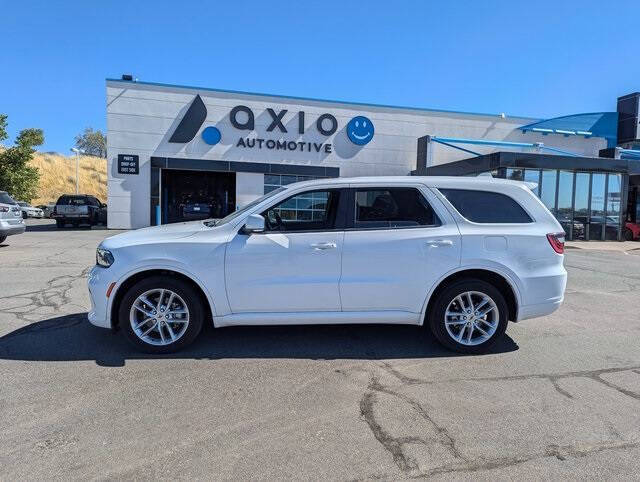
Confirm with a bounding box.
[2,0,639,153]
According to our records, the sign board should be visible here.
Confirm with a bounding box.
[117,154,139,174]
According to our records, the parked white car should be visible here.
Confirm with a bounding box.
[88,176,567,354]
[0,191,26,244]
[16,201,44,218]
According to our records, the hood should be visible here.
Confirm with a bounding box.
[101,220,210,249]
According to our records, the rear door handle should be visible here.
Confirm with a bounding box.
[427,239,453,247]
[310,242,337,250]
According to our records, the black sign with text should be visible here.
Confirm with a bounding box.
[117,154,139,174]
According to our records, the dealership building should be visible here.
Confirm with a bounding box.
[106,77,640,240]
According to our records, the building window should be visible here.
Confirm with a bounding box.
[263,174,326,220]
[524,169,541,196]
[590,173,606,241]
[540,170,558,214]
[557,171,574,239]
[606,174,622,241]
[264,174,323,194]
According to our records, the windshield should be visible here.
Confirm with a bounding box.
[17,202,29,207]
[204,187,286,227]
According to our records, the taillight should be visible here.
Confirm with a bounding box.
[547,232,565,254]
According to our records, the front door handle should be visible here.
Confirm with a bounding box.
[310,242,337,250]
[427,239,453,247]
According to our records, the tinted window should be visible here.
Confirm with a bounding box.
[354,188,438,229]
[0,192,16,204]
[440,189,533,223]
[57,196,89,206]
[262,189,340,232]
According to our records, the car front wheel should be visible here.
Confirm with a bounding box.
[119,276,205,353]
[428,279,508,354]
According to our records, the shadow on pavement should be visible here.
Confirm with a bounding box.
[0,313,519,366]
[25,222,108,232]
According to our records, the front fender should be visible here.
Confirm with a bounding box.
[106,260,220,327]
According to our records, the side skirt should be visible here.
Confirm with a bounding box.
[213,310,421,328]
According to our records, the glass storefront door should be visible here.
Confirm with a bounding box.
[590,174,606,240]
[557,171,574,238]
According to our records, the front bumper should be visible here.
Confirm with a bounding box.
[87,265,112,329]
[0,218,26,237]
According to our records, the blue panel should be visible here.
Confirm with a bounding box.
[520,112,618,143]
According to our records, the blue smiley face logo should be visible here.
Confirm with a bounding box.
[347,116,374,145]
[201,126,221,145]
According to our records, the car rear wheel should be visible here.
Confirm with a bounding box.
[119,276,205,354]
[428,279,508,354]
[623,228,634,241]
[0,235,6,244]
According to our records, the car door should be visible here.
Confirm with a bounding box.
[225,187,346,313]
[339,184,461,315]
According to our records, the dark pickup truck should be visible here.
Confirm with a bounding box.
[52,194,107,228]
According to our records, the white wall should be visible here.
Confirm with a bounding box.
[236,172,264,209]
[107,80,607,229]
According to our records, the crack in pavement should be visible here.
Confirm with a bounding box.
[356,362,640,478]
[0,266,91,323]
[427,441,640,477]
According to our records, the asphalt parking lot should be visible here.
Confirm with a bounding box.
[1,219,639,480]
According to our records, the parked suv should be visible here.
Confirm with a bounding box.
[88,177,567,354]
[16,201,44,218]
[52,194,106,228]
[0,191,26,244]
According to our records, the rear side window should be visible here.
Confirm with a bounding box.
[439,189,533,223]
[354,188,439,228]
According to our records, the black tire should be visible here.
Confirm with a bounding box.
[56,219,64,228]
[428,279,509,354]
[623,228,634,242]
[0,235,6,244]
[119,276,205,354]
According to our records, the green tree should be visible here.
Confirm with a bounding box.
[74,127,107,158]
[0,115,43,203]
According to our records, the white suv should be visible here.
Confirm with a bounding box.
[0,191,26,244]
[88,176,567,354]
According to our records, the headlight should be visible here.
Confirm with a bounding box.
[96,248,114,268]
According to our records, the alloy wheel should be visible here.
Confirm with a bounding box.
[444,291,499,346]
[129,288,190,346]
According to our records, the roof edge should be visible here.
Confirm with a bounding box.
[106,78,540,121]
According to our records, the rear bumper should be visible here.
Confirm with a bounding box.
[516,268,567,322]
[0,219,26,237]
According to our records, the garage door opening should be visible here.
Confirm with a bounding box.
[161,169,236,224]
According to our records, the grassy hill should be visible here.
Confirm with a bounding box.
[28,152,107,205]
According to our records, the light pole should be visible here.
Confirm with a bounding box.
[70,148,84,194]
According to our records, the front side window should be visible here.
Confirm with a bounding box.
[354,188,439,229]
[439,189,533,223]
[262,189,340,232]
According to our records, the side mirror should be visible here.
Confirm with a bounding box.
[241,214,265,234]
